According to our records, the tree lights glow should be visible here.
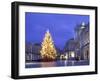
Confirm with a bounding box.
[40,30,57,61]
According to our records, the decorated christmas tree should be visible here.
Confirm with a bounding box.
[40,30,57,61]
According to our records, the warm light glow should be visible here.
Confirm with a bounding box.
[71,52,75,57]
[40,30,57,60]
[65,54,68,60]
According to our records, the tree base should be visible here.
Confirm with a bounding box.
[42,57,55,62]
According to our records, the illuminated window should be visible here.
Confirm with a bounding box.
[71,51,75,57]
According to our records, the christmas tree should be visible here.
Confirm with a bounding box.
[40,30,57,61]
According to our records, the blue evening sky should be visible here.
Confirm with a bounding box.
[25,12,89,50]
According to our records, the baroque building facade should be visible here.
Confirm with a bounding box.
[75,22,89,60]
[64,22,89,60]
[25,42,41,62]
[64,38,79,60]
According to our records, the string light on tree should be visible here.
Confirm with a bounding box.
[40,30,57,61]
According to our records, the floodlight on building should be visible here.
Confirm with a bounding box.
[81,22,85,29]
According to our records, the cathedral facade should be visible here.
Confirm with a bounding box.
[64,22,89,60]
